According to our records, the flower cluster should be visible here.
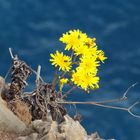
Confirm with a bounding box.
[50,29,107,92]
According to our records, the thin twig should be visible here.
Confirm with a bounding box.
[31,67,44,83]
[128,102,140,118]
[70,51,74,60]
[5,48,14,80]
[57,101,140,118]
[60,71,66,79]
[52,71,67,88]
[9,48,14,59]
[57,101,128,111]
[35,65,42,111]
[58,83,140,118]
[123,82,138,98]
[21,91,36,97]
[95,83,138,104]
[51,71,58,87]
[36,65,41,87]
[4,66,12,80]
[35,65,46,113]
[97,97,127,104]
[62,86,77,99]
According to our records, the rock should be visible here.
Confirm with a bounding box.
[40,132,66,140]
[0,76,27,133]
[55,133,66,140]
[32,115,88,140]
[0,95,27,133]
[0,76,104,140]
[0,76,10,101]
[17,114,104,140]
[0,76,105,140]
[8,99,32,125]
[40,132,56,140]
[0,76,5,93]
[88,132,102,140]
[59,115,88,140]
[17,133,38,140]
[0,131,19,140]
[32,120,52,135]
[32,119,66,140]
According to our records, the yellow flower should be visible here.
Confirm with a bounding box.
[74,45,98,57]
[86,37,96,47]
[78,56,99,74]
[59,29,88,51]
[71,70,99,91]
[50,29,107,93]
[74,45,89,56]
[71,70,83,87]
[80,73,99,91]
[97,50,107,63]
[50,51,72,71]
[59,78,68,91]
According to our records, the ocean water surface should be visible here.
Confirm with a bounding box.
[0,0,140,139]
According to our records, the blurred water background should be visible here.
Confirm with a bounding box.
[0,0,140,139]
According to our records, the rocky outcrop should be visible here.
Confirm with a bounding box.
[17,115,101,140]
[0,77,27,133]
[0,76,103,140]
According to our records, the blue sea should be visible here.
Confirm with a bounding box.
[0,0,140,139]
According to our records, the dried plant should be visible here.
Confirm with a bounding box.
[3,29,140,123]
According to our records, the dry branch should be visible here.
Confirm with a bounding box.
[4,48,140,122]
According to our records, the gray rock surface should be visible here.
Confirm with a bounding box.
[0,76,27,133]
[60,115,88,140]
[17,115,102,140]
